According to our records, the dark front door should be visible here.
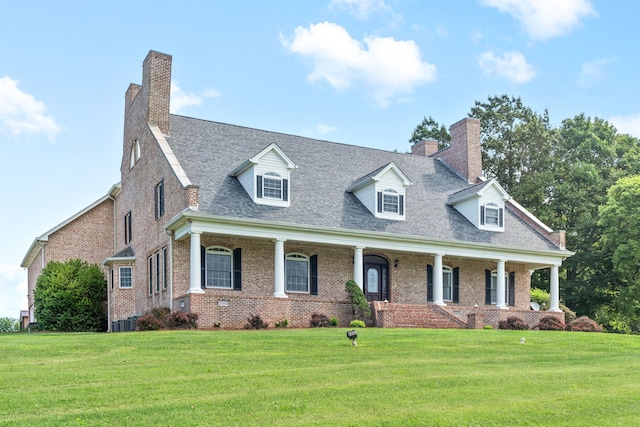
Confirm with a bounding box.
[363,255,389,302]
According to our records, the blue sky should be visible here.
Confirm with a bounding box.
[1,0,638,318]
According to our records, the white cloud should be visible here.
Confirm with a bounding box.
[0,77,61,140]
[480,0,597,42]
[578,58,612,87]
[316,124,337,136]
[610,113,640,139]
[281,22,436,107]
[478,51,536,83]
[0,264,27,319]
[329,0,394,20]
[170,82,202,113]
[170,82,221,114]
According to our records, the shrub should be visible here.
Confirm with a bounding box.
[136,307,198,331]
[345,280,371,320]
[329,316,338,327]
[567,316,603,332]
[136,314,164,331]
[498,316,529,330]
[167,311,198,329]
[34,259,107,332]
[275,319,289,328]
[310,313,330,327]
[350,320,366,328]
[0,317,19,333]
[530,287,550,310]
[245,314,268,330]
[483,325,493,330]
[536,315,565,331]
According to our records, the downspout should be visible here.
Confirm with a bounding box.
[106,195,117,332]
[166,230,174,310]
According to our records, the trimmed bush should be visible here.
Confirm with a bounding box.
[536,315,565,331]
[245,314,268,330]
[498,316,529,330]
[329,316,338,327]
[345,280,371,320]
[310,313,330,328]
[350,320,366,328]
[530,287,550,310]
[567,316,603,332]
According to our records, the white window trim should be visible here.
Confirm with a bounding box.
[442,266,453,301]
[205,246,233,289]
[119,266,132,289]
[376,188,406,221]
[262,172,283,200]
[285,253,310,293]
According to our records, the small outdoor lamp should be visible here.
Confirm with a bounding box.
[346,329,358,346]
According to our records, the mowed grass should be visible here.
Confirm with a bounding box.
[1,328,640,426]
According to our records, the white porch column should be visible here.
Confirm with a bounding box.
[549,264,561,312]
[273,239,288,298]
[189,231,204,294]
[433,254,446,306]
[496,259,507,309]
[353,246,364,291]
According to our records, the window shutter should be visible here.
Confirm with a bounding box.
[154,184,158,220]
[159,180,165,217]
[480,205,485,225]
[256,175,263,198]
[282,179,288,202]
[508,272,515,306]
[310,255,318,295]
[377,191,383,213]
[233,248,242,291]
[499,208,504,227]
[427,264,433,302]
[485,269,491,304]
[200,245,206,289]
[399,195,404,215]
[453,267,460,303]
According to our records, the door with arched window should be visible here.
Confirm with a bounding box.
[363,255,389,302]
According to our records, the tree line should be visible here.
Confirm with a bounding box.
[411,95,640,333]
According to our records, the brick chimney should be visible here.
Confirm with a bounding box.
[411,139,439,156]
[141,50,172,134]
[434,118,482,183]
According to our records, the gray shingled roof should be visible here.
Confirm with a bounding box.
[167,115,560,252]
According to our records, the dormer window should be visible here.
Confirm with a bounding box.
[379,189,403,215]
[481,203,503,227]
[349,162,412,221]
[262,172,285,200]
[231,143,296,208]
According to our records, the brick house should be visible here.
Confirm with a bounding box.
[21,50,572,330]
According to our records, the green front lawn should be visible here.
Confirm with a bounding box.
[1,328,639,426]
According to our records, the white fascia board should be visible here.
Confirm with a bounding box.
[379,162,413,187]
[250,143,297,170]
[148,123,192,188]
[167,212,571,268]
[20,238,47,268]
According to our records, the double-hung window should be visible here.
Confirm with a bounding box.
[263,172,283,199]
[285,254,309,293]
[383,189,399,214]
[119,266,132,288]
[205,247,233,289]
[442,266,453,301]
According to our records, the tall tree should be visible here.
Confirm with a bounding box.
[408,116,451,150]
[596,175,640,332]
[34,259,107,332]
